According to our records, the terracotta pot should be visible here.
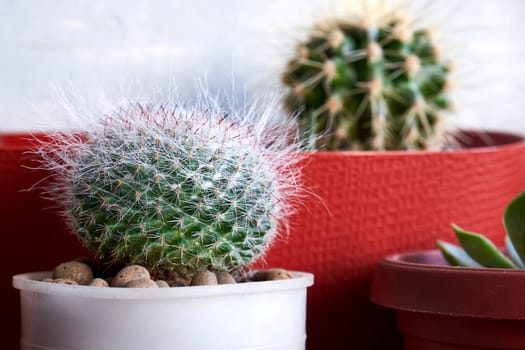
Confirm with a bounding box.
[370,249,525,349]
[0,133,88,350]
[255,130,525,350]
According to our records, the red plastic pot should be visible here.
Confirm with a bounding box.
[0,133,88,349]
[255,130,525,349]
[371,249,525,349]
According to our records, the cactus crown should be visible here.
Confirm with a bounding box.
[283,1,453,151]
[438,191,525,269]
[39,99,301,275]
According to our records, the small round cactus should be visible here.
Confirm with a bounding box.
[283,3,453,151]
[40,100,301,275]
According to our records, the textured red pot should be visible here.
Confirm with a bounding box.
[255,130,525,350]
[0,133,88,350]
[371,249,525,349]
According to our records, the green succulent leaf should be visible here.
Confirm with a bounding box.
[504,191,525,265]
[505,235,525,268]
[452,224,517,269]
[437,240,483,267]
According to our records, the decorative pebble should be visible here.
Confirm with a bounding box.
[125,278,159,288]
[190,270,218,286]
[53,261,93,285]
[251,269,293,281]
[216,272,236,284]
[111,265,150,287]
[155,280,170,288]
[89,278,109,287]
[53,278,79,285]
[44,261,296,288]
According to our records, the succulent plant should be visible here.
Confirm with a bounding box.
[438,191,525,269]
[282,2,453,151]
[38,101,301,275]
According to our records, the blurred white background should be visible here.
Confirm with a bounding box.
[0,0,523,133]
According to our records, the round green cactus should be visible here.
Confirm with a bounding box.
[283,9,453,151]
[41,103,300,274]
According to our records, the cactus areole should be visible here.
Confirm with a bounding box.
[283,12,453,151]
[41,104,299,275]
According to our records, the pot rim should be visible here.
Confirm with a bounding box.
[2,129,524,154]
[381,249,525,274]
[370,249,525,319]
[303,129,525,157]
[13,270,314,300]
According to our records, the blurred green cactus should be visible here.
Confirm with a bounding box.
[283,6,453,151]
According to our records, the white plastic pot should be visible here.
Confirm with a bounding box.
[13,271,313,350]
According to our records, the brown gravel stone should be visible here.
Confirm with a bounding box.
[231,266,251,283]
[251,269,293,281]
[111,265,150,287]
[53,261,93,285]
[190,270,218,286]
[53,278,79,285]
[216,272,236,284]
[155,280,170,288]
[89,278,109,287]
[125,278,159,288]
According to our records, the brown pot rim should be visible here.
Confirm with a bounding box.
[370,249,525,320]
[304,129,525,157]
